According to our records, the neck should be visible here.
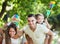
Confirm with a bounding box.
[29,24,36,32]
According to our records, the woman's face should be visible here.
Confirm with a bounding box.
[9,28,16,38]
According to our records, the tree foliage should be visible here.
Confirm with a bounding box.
[0,0,60,31]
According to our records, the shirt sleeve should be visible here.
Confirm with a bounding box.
[42,25,49,34]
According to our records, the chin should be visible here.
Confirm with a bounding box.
[11,35,14,37]
[31,25,34,27]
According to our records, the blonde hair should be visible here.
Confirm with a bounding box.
[35,13,44,19]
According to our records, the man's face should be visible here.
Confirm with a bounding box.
[28,17,36,27]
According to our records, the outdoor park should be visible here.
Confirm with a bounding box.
[0,0,60,44]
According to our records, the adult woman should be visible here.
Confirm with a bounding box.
[2,23,22,44]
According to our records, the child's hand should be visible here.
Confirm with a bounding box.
[44,18,51,29]
[44,18,48,24]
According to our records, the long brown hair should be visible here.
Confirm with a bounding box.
[5,23,17,44]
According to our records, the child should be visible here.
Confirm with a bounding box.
[35,14,51,29]
[35,14,52,44]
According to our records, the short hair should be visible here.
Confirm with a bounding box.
[28,14,35,18]
[35,14,44,19]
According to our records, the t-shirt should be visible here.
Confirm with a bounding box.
[23,24,49,44]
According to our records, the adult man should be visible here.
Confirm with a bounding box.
[19,14,53,44]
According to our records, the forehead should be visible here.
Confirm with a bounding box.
[38,15,44,18]
[9,28,15,31]
[28,17,36,20]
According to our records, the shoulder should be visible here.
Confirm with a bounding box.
[22,25,29,30]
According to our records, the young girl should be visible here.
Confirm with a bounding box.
[35,14,52,44]
[2,23,22,44]
[35,14,51,29]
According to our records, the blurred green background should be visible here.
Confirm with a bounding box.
[0,0,60,44]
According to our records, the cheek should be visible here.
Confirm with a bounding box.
[9,32,11,35]
[38,18,44,21]
[41,19,44,22]
[28,22,30,25]
[37,19,40,22]
[13,32,16,35]
[33,21,36,24]
[9,31,16,36]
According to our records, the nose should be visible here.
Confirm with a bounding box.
[29,22,33,25]
[10,31,14,34]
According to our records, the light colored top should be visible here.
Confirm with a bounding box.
[23,24,49,44]
[2,37,22,44]
[21,34,27,44]
[11,37,22,44]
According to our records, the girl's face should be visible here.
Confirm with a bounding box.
[9,28,16,38]
[37,15,44,24]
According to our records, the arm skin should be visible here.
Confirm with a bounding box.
[44,18,51,29]
[25,34,33,44]
[45,30,53,44]
[44,19,53,44]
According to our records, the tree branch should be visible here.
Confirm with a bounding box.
[0,0,8,17]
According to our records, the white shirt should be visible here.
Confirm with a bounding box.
[11,38,22,44]
[23,24,49,44]
[2,37,22,44]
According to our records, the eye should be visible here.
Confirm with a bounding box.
[32,20,34,22]
[28,20,30,22]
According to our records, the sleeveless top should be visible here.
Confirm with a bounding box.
[2,37,22,44]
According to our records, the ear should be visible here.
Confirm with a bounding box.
[35,19,37,23]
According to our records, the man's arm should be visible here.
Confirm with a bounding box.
[25,34,33,44]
